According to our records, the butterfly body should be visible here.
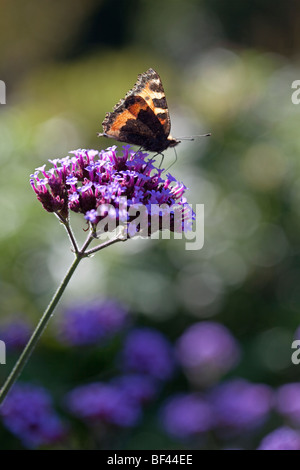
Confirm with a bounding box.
[98,68,180,153]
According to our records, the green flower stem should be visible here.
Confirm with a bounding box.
[0,232,127,405]
[84,237,124,256]
[0,254,82,405]
[0,232,126,405]
[57,214,79,254]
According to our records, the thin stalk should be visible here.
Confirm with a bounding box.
[0,233,95,405]
[84,237,124,256]
[0,255,81,405]
[56,214,79,254]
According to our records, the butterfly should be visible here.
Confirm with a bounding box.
[97,68,180,153]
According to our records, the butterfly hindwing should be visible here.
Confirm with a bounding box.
[102,96,152,139]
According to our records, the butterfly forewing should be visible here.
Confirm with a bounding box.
[128,68,171,135]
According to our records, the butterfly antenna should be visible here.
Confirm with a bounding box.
[163,133,210,173]
[164,147,178,173]
[176,133,211,140]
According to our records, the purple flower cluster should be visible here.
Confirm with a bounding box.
[0,384,66,448]
[210,379,273,435]
[276,383,300,426]
[57,299,128,346]
[160,379,273,441]
[258,426,300,450]
[67,382,141,428]
[161,393,213,439]
[176,322,240,386]
[30,146,194,236]
[0,318,31,350]
[121,328,175,381]
[293,326,300,340]
[65,327,173,430]
[111,374,158,404]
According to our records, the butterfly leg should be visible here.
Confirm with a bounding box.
[132,146,143,158]
[164,147,178,172]
[155,152,164,169]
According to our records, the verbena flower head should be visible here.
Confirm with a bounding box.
[121,327,175,381]
[276,383,300,426]
[257,426,300,450]
[66,382,141,428]
[0,384,66,448]
[160,393,213,439]
[30,146,194,237]
[57,299,128,346]
[209,378,273,435]
[176,321,240,386]
[0,318,31,350]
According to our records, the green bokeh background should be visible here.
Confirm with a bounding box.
[1,0,300,450]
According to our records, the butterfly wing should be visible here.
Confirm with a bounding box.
[99,68,179,152]
[127,68,171,135]
[101,95,153,140]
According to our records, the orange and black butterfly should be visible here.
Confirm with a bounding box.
[98,68,180,153]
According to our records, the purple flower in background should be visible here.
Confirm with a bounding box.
[121,328,175,381]
[57,299,128,346]
[0,318,31,350]
[0,384,65,448]
[111,375,158,405]
[67,382,141,427]
[294,326,300,340]
[258,427,300,450]
[160,393,213,439]
[276,383,300,425]
[176,322,240,386]
[30,146,194,237]
[210,379,273,435]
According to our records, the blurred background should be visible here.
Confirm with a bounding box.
[1,0,300,450]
